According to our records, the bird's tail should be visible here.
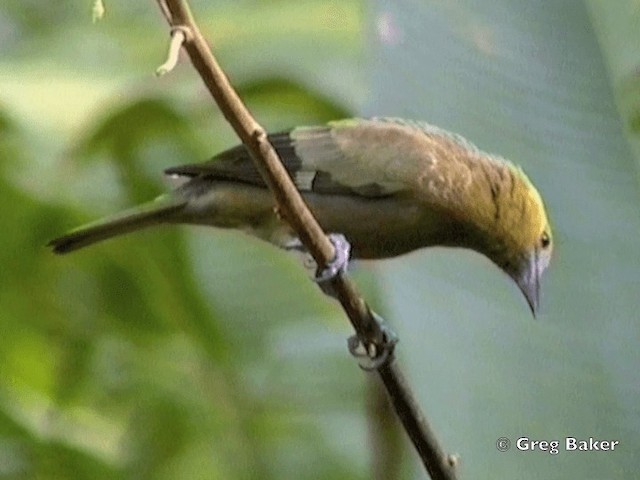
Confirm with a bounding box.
[48,195,187,254]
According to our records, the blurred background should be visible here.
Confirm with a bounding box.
[1,0,639,478]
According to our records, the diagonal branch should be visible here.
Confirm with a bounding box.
[156,1,459,478]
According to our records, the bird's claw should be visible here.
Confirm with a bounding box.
[285,236,396,369]
[347,316,398,371]
[286,233,351,298]
[314,233,350,299]
[314,233,351,283]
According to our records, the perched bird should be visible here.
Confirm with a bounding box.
[49,118,553,315]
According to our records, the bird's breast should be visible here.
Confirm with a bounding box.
[303,192,456,259]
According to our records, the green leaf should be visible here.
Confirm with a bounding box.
[367,1,640,477]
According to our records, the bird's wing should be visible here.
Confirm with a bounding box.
[164,117,511,205]
[165,132,295,189]
[164,120,424,198]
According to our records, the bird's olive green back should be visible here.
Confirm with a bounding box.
[166,118,551,264]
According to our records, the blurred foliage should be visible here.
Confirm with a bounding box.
[367,1,640,479]
[1,1,366,479]
[1,0,639,479]
[586,0,640,175]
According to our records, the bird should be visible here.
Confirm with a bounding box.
[49,117,553,315]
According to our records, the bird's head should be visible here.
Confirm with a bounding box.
[404,123,554,316]
[496,226,552,317]
[483,165,553,317]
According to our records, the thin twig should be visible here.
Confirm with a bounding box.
[155,26,191,76]
[156,1,459,478]
[155,0,172,25]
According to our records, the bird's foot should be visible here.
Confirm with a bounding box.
[348,313,398,371]
[314,233,351,282]
[285,233,351,298]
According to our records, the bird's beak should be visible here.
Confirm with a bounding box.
[512,251,540,318]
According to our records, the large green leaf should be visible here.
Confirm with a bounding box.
[366,1,640,478]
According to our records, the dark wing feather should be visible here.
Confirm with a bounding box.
[165,132,300,188]
[164,127,377,196]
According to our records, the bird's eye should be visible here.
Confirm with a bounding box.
[540,231,551,249]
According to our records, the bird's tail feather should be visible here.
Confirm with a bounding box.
[49,195,187,254]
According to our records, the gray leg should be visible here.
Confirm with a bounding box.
[285,233,352,297]
[348,312,399,370]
